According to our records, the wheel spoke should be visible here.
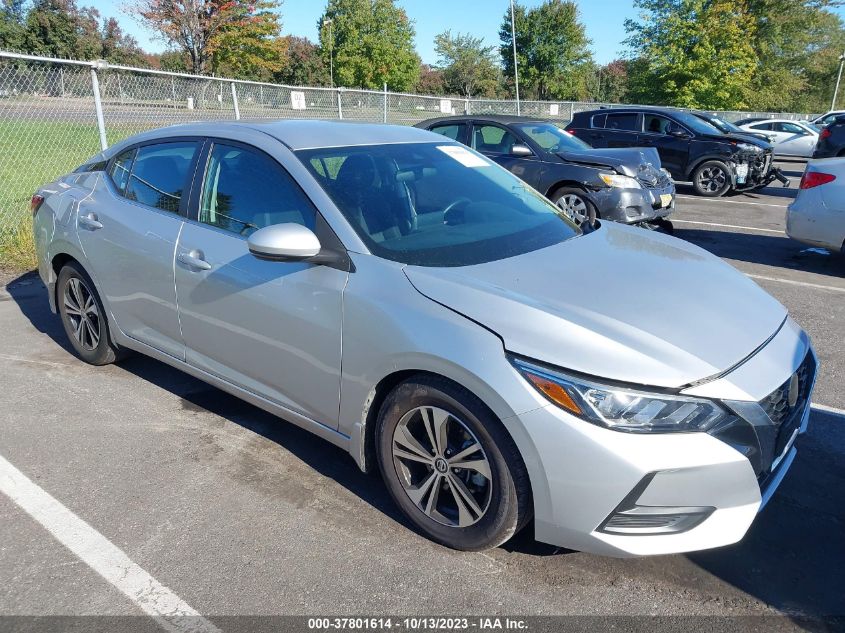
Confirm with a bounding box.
[450,458,491,480]
[393,446,432,465]
[420,406,449,456]
[84,317,100,348]
[448,442,481,464]
[72,316,84,344]
[406,471,438,508]
[69,278,85,312]
[446,472,484,527]
[63,297,81,316]
[394,425,435,461]
[424,474,443,516]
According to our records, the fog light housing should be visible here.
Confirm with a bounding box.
[599,505,714,535]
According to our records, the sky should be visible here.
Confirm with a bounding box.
[87,0,639,65]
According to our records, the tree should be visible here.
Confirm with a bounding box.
[434,30,499,97]
[414,63,445,95]
[22,0,80,59]
[317,0,420,91]
[128,0,274,74]
[208,0,285,80]
[101,17,148,66]
[499,0,592,100]
[596,59,630,103]
[275,36,329,86]
[0,0,27,51]
[624,0,758,110]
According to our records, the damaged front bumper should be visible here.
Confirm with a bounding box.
[730,150,790,191]
[592,179,676,225]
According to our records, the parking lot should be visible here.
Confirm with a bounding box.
[1,158,843,631]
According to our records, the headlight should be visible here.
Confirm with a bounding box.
[737,142,762,152]
[512,357,733,433]
[598,172,641,189]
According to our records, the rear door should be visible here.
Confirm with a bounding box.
[771,121,815,156]
[174,138,346,427]
[469,122,545,187]
[76,139,202,359]
[639,113,690,175]
[598,112,641,148]
[427,122,469,145]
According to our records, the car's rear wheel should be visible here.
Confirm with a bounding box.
[57,262,121,365]
[692,160,731,197]
[550,187,597,227]
[376,376,532,551]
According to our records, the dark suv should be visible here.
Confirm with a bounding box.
[812,115,845,158]
[568,107,788,196]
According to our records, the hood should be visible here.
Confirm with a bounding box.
[404,224,787,389]
[701,133,770,149]
[557,147,662,178]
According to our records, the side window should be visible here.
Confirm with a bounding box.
[775,122,804,134]
[643,114,672,134]
[604,113,638,131]
[124,142,198,213]
[430,124,464,141]
[108,148,136,195]
[751,122,773,131]
[199,143,316,237]
[472,124,520,154]
[590,113,607,128]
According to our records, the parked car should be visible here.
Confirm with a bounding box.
[738,119,819,158]
[568,107,789,196]
[812,116,845,158]
[33,120,816,556]
[734,117,769,126]
[787,159,845,253]
[416,115,675,229]
[692,111,775,143]
[811,110,845,126]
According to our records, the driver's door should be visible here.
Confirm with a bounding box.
[174,139,347,428]
[470,122,545,186]
[638,114,690,176]
[773,122,814,156]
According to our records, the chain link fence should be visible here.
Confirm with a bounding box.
[0,50,818,232]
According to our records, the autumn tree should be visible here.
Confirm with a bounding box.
[499,0,592,100]
[275,36,329,86]
[317,0,420,91]
[434,31,499,97]
[414,63,445,95]
[207,0,285,80]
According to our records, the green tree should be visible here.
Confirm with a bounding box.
[276,36,330,86]
[317,0,420,91]
[209,0,286,81]
[0,0,26,51]
[434,30,499,97]
[414,63,445,95]
[101,17,149,66]
[624,0,758,109]
[23,0,80,59]
[499,0,592,100]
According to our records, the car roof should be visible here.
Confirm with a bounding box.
[741,118,809,125]
[416,114,550,127]
[109,119,444,151]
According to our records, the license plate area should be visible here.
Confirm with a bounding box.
[735,162,749,184]
[659,193,673,208]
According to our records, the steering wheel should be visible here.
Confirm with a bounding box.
[442,197,472,226]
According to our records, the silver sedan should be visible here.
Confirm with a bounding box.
[32,120,816,556]
[787,158,845,254]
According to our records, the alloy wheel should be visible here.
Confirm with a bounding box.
[391,405,492,528]
[697,166,727,193]
[555,193,589,225]
[63,277,100,351]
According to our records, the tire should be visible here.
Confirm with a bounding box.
[376,375,532,551]
[56,262,122,365]
[550,186,597,227]
[691,160,732,197]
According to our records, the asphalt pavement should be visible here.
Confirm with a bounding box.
[1,158,843,632]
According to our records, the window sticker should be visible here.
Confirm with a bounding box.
[436,145,490,168]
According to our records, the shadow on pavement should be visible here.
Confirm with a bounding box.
[675,228,845,279]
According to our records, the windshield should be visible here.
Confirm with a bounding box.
[297,142,580,267]
[513,122,591,152]
[671,111,722,135]
[702,114,744,135]
[805,122,822,133]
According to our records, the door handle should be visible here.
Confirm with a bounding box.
[178,251,212,271]
[78,212,103,230]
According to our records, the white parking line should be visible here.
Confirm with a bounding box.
[746,273,845,293]
[677,195,788,208]
[673,219,785,234]
[0,454,220,633]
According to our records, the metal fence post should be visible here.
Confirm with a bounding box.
[383,83,388,123]
[231,82,240,120]
[90,65,108,151]
[465,98,470,115]
[569,101,574,122]
[337,88,343,119]
[171,76,178,110]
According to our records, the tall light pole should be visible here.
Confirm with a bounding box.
[323,17,334,89]
[832,51,845,111]
[510,0,520,115]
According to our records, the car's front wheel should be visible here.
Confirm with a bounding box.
[550,187,597,227]
[692,160,732,196]
[376,376,532,551]
[57,262,122,365]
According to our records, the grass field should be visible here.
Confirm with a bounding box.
[0,120,102,270]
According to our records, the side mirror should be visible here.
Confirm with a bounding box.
[669,128,689,138]
[247,223,321,262]
[510,144,533,157]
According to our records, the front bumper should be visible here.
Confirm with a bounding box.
[592,180,676,224]
[519,318,815,557]
[731,151,789,190]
